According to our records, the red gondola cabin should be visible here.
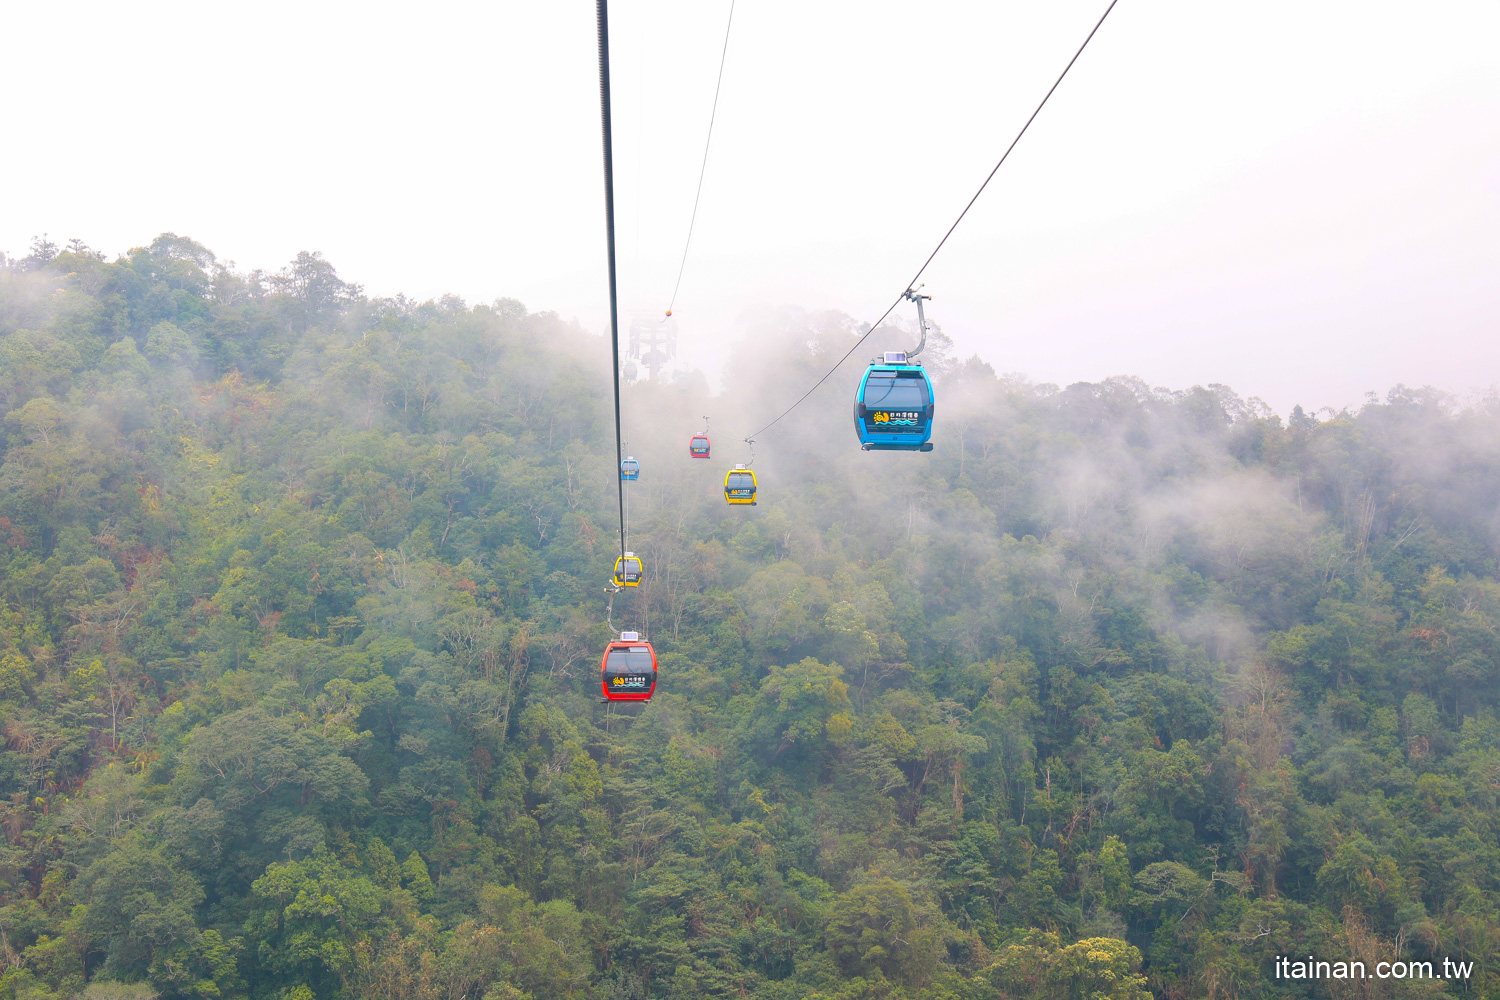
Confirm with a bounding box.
[689,434,711,459]
[601,632,657,702]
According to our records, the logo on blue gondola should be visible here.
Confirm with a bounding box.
[873,411,919,427]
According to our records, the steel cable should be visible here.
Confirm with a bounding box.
[597,0,628,564]
[666,0,737,317]
[747,0,1121,441]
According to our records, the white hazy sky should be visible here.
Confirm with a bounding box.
[4,1,1497,417]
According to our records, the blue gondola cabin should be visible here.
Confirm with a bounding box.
[854,352,934,452]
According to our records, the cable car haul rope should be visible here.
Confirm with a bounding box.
[666,0,736,318]
[596,0,628,572]
[745,0,1121,443]
[596,0,658,704]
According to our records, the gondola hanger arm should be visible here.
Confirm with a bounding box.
[903,286,930,360]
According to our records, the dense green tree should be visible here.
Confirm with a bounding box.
[2,238,1498,999]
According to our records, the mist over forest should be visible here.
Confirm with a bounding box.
[1,233,1498,1000]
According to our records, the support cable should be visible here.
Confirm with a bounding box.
[746,0,1120,440]
[666,0,737,317]
[596,0,628,566]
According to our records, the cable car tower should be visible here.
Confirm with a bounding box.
[627,312,679,382]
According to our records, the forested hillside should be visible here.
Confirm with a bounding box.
[2,234,1498,1000]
